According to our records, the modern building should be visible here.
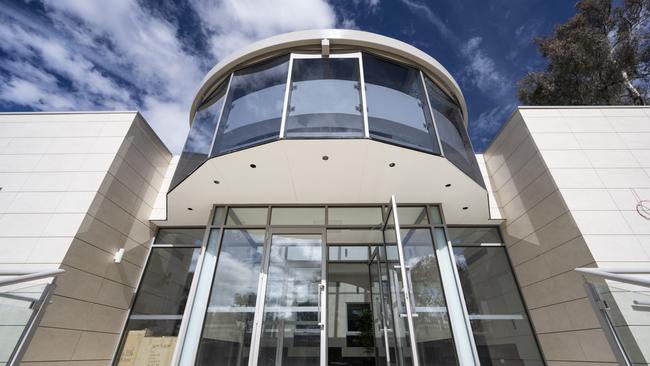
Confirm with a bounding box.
[0,29,648,366]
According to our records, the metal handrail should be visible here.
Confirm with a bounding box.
[0,269,65,366]
[575,267,650,288]
[0,269,65,288]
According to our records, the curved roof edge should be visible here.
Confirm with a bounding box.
[190,29,468,126]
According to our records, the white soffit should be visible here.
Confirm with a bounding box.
[157,140,495,226]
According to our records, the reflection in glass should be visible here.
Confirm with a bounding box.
[328,246,369,261]
[454,246,543,366]
[364,53,439,153]
[171,83,228,188]
[400,229,458,365]
[396,206,429,225]
[258,234,322,366]
[271,207,325,225]
[328,207,383,225]
[212,56,289,155]
[285,58,364,138]
[116,247,200,365]
[196,229,265,366]
[154,228,205,246]
[424,77,483,186]
[226,207,268,225]
[448,227,502,247]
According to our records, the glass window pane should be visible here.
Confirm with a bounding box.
[328,246,369,261]
[448,227,502,246]
[328,207,383,225]
[154,228,204,246]
[212,56,289,155]
[196,229,265,366]
[424,77,484,186]
[258,234,322,365]
[326,229,383,245]
[212,206,226,225]
[271,207,325,225]
[285,58,364,138]
[397,206,428,225]
[226,207,268,225]
[116,247,200,365]
[364,53,439,153]
[171,83,228,189]
[454,246,543,365]
[430,206,443,225]
[399,228,457,364]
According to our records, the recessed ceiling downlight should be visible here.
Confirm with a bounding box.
[462,206,468,210]
[250,163,257,168]
[322,155,329,161]
[187,207,193,211]
[213,180,220,184]
[389,162,396,167]
[445,184,451,187]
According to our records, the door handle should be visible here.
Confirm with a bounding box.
[317,282,325,329]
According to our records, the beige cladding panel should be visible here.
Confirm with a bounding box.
[0,112,171,364]
[485,108,618,365]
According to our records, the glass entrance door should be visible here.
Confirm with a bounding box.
[369,246,399,366]
[252,230,326,366]
[380,196,460,366]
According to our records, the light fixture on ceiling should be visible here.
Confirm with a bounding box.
[213,180,220,184]
[445,184,451,187]
[322,155,329,161]
[250,163,257,168]
[389,162,396,167]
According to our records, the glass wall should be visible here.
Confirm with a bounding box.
[171,52,486,192]
[171,83,228,188]
[195,229,265,366]
[424,77,483,186]
[211,56,289,156]
[363,53,440,154]
[115,228,204,365]
[449,227,544,366]
[285,58,364,138]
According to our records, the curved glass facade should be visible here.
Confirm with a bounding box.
[172,52,483,189]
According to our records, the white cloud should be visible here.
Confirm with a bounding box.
[460,36,510,97]
[0,0,349,153]
[399,0,456,42]
[471,103,515,148]
[190,0,338,59]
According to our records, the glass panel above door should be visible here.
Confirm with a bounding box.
[285,57,364,138]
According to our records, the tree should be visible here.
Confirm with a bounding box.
[518,0,650,106]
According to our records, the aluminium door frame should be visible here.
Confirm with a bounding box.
[248,226,328,366]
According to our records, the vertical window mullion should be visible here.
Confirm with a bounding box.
[420,71,444,156]
[279,53,295,138]
[358,53,370,138]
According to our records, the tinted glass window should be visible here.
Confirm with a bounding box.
[454,246,543,366]
[116,247,200,365]
[424,77,484,186]
[285,58,364,138]
[448,227,502,246]
[212,56,289,155]
[154,228,205,246]
[171,83,227,188]
[364,53,440,153]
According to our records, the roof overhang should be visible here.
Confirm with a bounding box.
[156,139,495,226]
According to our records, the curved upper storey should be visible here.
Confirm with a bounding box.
[172,29,482,190]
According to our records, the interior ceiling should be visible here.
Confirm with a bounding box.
[157,139,498,226]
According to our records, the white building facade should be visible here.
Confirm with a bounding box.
[0,30,647,366]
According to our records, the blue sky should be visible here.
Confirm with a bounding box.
[0,0,576,153]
